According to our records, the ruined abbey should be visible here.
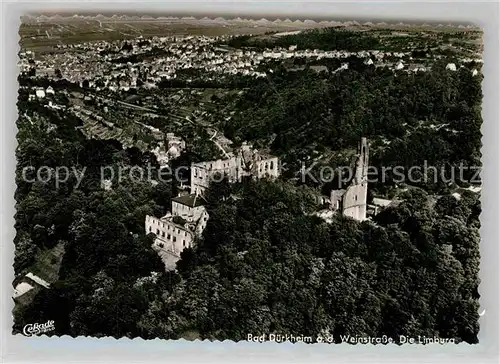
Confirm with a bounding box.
[190,141,279,195]
[145,138,370,270]
[145,193,209,261]
[145,142,279,268]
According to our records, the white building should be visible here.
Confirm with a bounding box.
[101,179,113,191]
[446,63,457,71]
[190,143,279,196]
[25,272,50,288]
[167,144,182,159]
[13,282,34,299]
[35,88,46,98]
[145,194,209,261]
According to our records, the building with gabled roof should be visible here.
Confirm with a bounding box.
[145,193,209,270]
[190,142,279,196]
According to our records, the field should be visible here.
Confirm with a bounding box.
[19,16,481,54]
[19,18,314,52]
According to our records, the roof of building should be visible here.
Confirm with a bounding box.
[172,193,206,207]
[13,282,35,298]
[256,151,277,160]
[372,197,393,207]
[25,272,50,289]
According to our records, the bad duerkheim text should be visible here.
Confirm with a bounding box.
[247,334,456,344]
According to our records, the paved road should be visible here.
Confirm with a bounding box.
[209,129,231,158]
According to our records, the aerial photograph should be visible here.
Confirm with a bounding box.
[13,12,483,344]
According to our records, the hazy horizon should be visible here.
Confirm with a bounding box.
[22,10,476,26]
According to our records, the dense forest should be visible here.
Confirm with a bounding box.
[218,58,483,195]
[223,27,482,55]
[150,179,481,342]
[225,28,381,51]
[14,161,481,342]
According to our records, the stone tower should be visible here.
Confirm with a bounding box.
[330,137,369,221]
[355,137,369,184]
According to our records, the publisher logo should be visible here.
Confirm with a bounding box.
[22,320,55,337]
